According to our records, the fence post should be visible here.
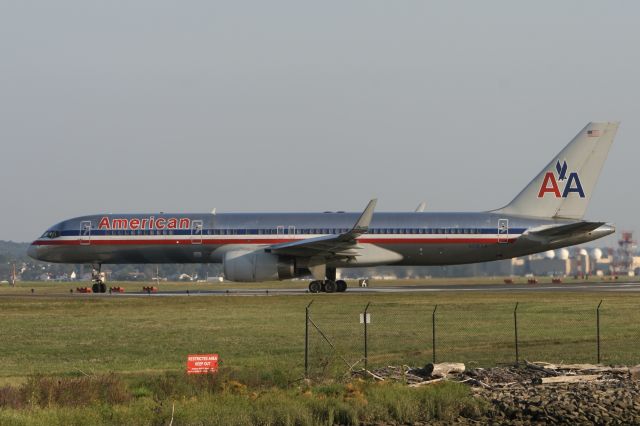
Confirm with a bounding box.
[597,300,603,364]
[432,305,438,364]
[514,302,519,365]
[363,302,371,371]
[305,300,313,378]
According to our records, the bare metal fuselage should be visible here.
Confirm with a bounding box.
[29,211,613,268]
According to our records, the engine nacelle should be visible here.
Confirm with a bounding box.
[223,250,296,282]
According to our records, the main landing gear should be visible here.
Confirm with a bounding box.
[308,279,348,293]
[91,264,107,293]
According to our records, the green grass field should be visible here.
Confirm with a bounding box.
[1,280,639,381]
[1,280,639,424]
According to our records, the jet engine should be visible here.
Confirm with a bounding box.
[223,250,297,282]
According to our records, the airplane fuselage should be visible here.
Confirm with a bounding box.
[29,211,613,267]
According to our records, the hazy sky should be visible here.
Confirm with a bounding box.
[1,1,638,244]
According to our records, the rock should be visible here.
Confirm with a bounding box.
[360,361,640,424]
[630,365,640,380]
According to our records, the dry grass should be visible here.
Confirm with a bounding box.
[0,374,482,426]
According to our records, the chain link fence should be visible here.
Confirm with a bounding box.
[304,300,640,378]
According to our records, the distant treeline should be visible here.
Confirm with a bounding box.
[0,240,222,282]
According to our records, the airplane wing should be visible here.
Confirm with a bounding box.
[522,221,605,242]
[266,199,377,258]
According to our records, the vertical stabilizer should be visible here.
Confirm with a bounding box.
[494,122,619,219]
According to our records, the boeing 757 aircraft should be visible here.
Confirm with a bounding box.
[29,122,619,293]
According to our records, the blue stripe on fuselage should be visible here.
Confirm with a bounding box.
[59,227,527,237]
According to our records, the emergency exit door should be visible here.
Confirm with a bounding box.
[191,220,203,244]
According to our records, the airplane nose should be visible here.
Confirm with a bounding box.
[27,244,39,260]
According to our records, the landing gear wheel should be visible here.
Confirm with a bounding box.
[92,283,100,293]
[336,280,347,292]
[324,280,337,293]
[99,283,107,293]
[309,280,321,293]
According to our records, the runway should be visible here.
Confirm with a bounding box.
[4,280,640,298]
[123,281,640,297]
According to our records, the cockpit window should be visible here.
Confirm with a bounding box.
[41,231,60,239]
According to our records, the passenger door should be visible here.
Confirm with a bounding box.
[498,218,509,243]
[80,221,91,245]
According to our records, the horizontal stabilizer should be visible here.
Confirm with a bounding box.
[524,221,605,238]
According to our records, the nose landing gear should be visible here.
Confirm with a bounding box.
[91,264,107,293]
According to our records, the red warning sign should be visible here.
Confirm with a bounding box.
[187,354,219,374]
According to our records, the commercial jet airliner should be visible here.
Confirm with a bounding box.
[29,122,619,293]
